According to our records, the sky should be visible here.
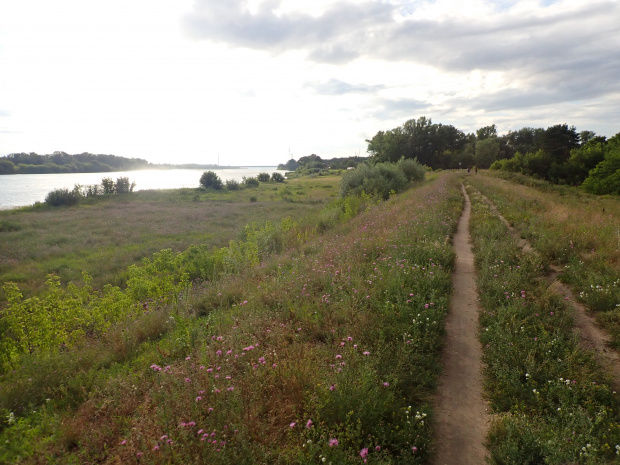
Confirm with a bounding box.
[0,0,619,166]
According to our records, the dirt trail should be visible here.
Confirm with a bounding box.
[476,187,620,394]
[432,185,489,465]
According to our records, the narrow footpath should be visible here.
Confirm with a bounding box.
[432,185,489,465]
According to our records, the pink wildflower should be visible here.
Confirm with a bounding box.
[360,448,369,458]
[329,438,339,447]
[363,351,370,356]
[306,419,313,429]
[289,422,296,428]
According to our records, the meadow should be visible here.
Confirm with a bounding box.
[0,176,339,302]
[1,169,620,464]
[465,180,620,463]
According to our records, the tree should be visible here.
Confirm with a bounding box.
[582,145,620,195]
[474,138,500,169]
[542,124,580,164]
[476,124,497,140]
[199,171,223,189]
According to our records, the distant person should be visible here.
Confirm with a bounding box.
[475,167,478,174]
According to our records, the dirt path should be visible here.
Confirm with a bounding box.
[432,185,489,465]
[475,186,620,394]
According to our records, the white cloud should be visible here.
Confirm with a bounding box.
[0,0,618,166]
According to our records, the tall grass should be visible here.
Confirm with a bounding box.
[466,184,620,464]
[468,173,620,346]
[0,173,463,464]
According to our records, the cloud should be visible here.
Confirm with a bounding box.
[370,97,430,120]
[0,110,9,117]
[183,0,620,111]
[305,79,384,95]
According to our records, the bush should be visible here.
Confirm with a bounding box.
[340,162,410,200]
[271,172,285,182]
[115,177,135,194]
[397,157,426,182]
[45,185,83,207]
[257,172,270,182]
[199,171,223,190]
[225,179,240,190]
[243,176,259,188]
[582,146,620,195]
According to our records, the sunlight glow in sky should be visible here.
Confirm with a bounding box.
[0,0,618,166]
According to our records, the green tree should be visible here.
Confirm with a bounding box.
[582,143,620,194]
[476,124,497,140]
[475,138,500,169]
[199,171,223,189]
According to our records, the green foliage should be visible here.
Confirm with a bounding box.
[44,186,83,207]
[582,144,620,194]
[270,171,285,182]
[199,171,223,189]
[340,159,424,200]
[257,172,271,182]
[243,176,260,188]
[225,178,240,190]
[0,151,153,174]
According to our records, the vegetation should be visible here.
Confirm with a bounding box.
[466,181,620,463]
[44,176,136,207]
[365,116,619,194]
[278,155,366,176]
[0,177,339,305]
[340,158,426,200]
[2,165,619,463]
[0,152,224,175]
[468,173,620,346]
[199,171,224,190]
[0,172,463,463]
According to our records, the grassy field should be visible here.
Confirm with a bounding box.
[467,172,620,346]
[0,176,340,302]
[1,170,620,464]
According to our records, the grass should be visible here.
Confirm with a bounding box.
[0,172,463,464]
[467,172,620,347]
[465,180,620,464]
[0,177,339,302]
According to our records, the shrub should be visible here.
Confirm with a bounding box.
[45,185,83,207]
[243,176,260,188]
[271,171,285,182]
[225,179,240,190]
[582,146,620,195]
[199,171,223,190]
[397,157,426,182]
[257,172,271,182]
[115,177,135,194]
[101,177,115,194]
[340,162,409,200]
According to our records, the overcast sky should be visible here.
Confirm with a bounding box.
[0,0,618,166]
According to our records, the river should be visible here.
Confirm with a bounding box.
[0,167,283,209]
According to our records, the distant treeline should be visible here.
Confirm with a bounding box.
[0,151,221,175]
[363,116,619,194]
[278,154,366,176]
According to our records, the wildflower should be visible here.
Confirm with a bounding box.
[227,386,235,391]
[335,354,342,359]
[306,419,313,429]
[363,351,370,356]
[272,363,277,368]
[383,382,390,387]
[329,438,339,447]
[216,350,222,356]
[360,448,369,458]
[136,452,143,457]
[120,439,127,445]
[197,429,204,435]
[185,356,191,361]
[329,384,336,391]
[196,396,202,402]
[412,446,418,453]
[199,366,205,370]
[376,445,381,451]
[185,377,191,383]
[160,435,168,441]
[347,336,353,341]
[290,422,296,428]
[153,445,160,451]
